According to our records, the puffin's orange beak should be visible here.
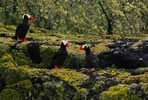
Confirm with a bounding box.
[79,46,83,50]
[30,16,34,21]
[66,43,70,47]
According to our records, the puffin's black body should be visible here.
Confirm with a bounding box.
[12,15,33,41]
[52,42,68,68]
[84,46,99,68]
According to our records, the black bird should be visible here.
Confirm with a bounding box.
[12,14,34,41]
[52,40,70,70]
[80,44,99,72]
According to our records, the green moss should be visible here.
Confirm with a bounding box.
[97,69,118,77]
[0,62,30,85]
[115,72,130,81]
[141,83,148,96]
[5,25,16,31]
[64,53,86,69]
[0,89,22,100]
[122,74,148,84]
[0,54,15,63]
[6,80,32,97]
[43,81,66,100]
[92,82,105,94]
[99,84,141,100]
[40,46,56,68]
[73,88,88,100]
[48,69,88,89]
[12,51,32,66]
[0,80,32,100]
[0,27,9,32]
[42,79,76,100]
[134,67,148,74]
[29,26,42,33]
[0,46,7,58]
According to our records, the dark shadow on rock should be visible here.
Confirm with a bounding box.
[26,37,33,41]
[27,42,42,64]
[98,38,148,69]
[75,41,87,45]
[48,34,56,36]
[108,38,139,49]
[0,33,11,37]
[75,41,101,45]
[0,78,6,92]
[9,41,23,51]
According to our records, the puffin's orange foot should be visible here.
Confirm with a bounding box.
[17,39,23,41]
[88,68,96,72]
[55,67,59,70]
[90,70,96,72]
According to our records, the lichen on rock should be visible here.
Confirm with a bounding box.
[99,84,142,100]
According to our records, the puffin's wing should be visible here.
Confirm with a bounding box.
[52,50,61,60]
[12,23,23,39]
[86,53,99,64]
[16,23,23,34]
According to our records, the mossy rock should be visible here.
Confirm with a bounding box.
[0,27,10,32]
[115,72,131,82]
[99,84,141,100]
[29,26,42,33]
[0,54,15,64]
[5,25,16,31]
[6,80,32,98]
[134,67,148,74]
[64,53,86,69]
[40,46,56,68]
[0,62,30,85]
[43,81,70,100]
[10,42,40,66]
[73,88,88,100]
[141,83,148,96]
[0,46,8,58]
[92,81,105,94]
[122,74,148,84]
[0,89,22,100]
[48,69,89,89]
[12,51,32,66]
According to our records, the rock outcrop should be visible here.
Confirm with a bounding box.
[0,26,148,99]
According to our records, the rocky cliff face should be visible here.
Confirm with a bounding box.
[0,25,148,99]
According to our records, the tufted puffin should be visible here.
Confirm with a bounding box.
[80,44,99,72]
[52,40,70,70]
[12,14,34,41]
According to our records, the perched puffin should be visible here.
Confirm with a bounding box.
[80,44,99,72]
[52,40,70,70]
[12,14,34,41]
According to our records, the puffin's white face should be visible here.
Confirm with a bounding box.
[62,40,70,47]
[23,14,34,20]
[80,44,90,50]
[62,40,68,45]
[26,14,31,18]
[83,44,90,49]
[82,45,86,49]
